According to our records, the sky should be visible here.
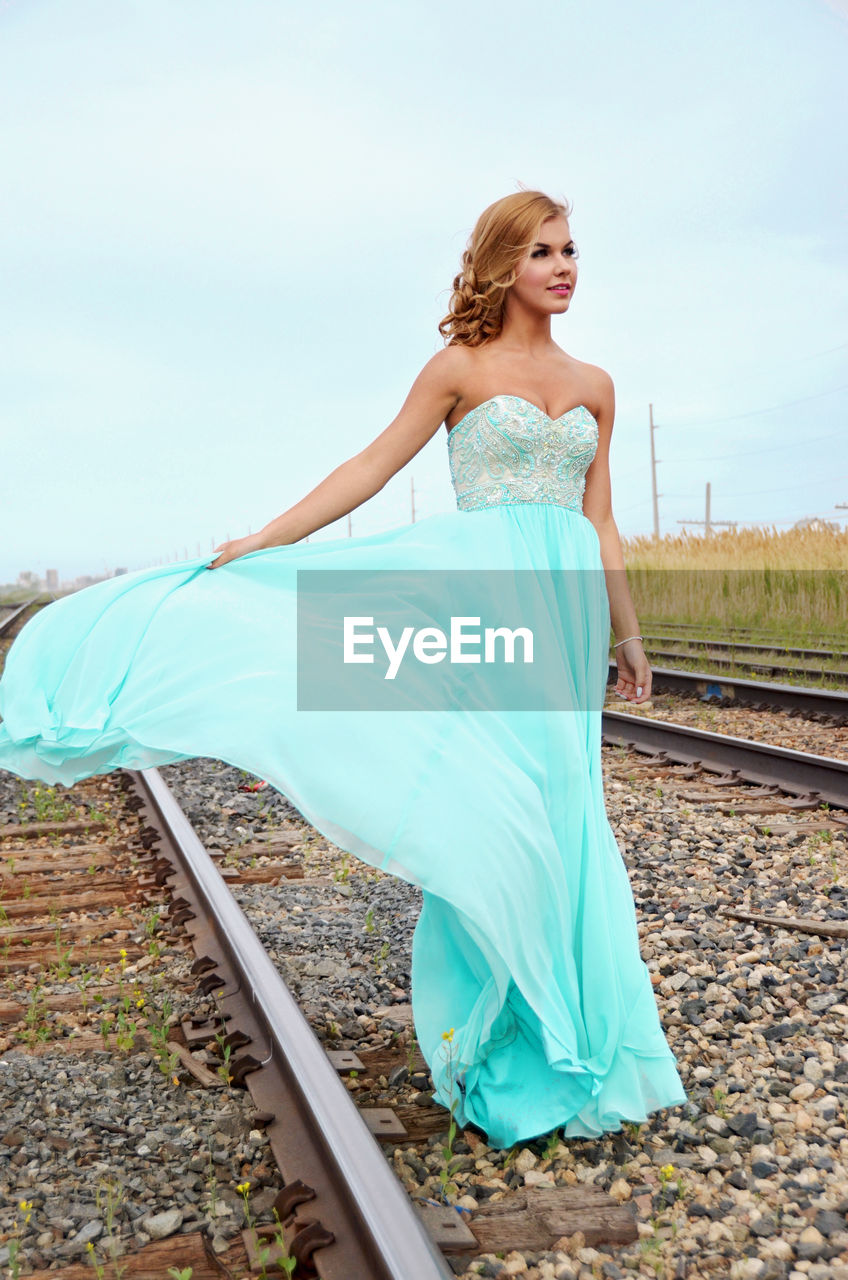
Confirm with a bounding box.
[1,0,846,583]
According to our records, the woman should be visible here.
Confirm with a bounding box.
[0,189,687,1147]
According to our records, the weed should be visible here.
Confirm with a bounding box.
[333,855,351,884]
[52,923,74,980]
[268,1207,297,1276]
[145,995,181,1077]
[436,1028,462,1202]
[239,1183,297,1277]
[214,1027,233,1085]
[541,1127,562,1159]
[24,981,50,1048]
[7,1199,33,1279]
[94,1177,127,1278]
[712,1084,729,1118]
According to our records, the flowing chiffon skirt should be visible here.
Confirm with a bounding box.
[0,502,687,1147]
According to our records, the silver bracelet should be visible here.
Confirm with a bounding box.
[613,634,643,648]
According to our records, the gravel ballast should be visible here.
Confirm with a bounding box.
[158,751,848,1279]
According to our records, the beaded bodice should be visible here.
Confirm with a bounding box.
[447,395,598,513]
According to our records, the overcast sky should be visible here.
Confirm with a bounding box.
[1,0,846,583]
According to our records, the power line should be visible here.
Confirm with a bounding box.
[661,339,848,409]
[697,425,848,463]
[666,380,848,430]
[719,473,848,499]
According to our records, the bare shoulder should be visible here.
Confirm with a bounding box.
[415,343,474,395]
[567,355,615,426]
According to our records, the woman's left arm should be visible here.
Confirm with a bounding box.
[581,368,651,704]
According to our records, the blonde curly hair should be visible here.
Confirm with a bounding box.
[438,189,573,347]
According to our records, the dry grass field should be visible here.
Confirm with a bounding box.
[621,524,848,641]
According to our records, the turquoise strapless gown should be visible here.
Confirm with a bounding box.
[0,395,687,1147]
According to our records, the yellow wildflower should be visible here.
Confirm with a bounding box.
[441,1027,455,1042]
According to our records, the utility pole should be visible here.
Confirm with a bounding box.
[677,482,737,534]
[411,476,416,523]
[649,404,661,538]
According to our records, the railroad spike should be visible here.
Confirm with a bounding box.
[288,1217,335,1266]
[222,1029,251,1051]
[229,1054,263,1087]
[274,1179,316,1220]
[197,972,226,995]
[170,906,196,926]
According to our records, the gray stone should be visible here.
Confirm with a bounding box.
[74,1220,103,1246]
[141,1209,184,1240]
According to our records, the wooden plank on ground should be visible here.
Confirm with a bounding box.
[0,890,131,919]
[0,941,145,973]
[0,850,128,874]
[467,1185,639,1252]
[22,1230,248,1278]
[719,908,848,939]
[0,821,96,840]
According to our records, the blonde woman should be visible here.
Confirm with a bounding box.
[0,190,686,1147]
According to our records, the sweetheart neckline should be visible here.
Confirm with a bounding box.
[446,394,598,443]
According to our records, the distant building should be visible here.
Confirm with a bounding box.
[113,568,128,576]
[793,516,840,532]
[45,569,59,590]
[17,570,40,588]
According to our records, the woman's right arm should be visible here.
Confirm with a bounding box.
[207,348,465,569]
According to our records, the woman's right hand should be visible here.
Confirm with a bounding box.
[613,637,652,704]
[206,532,267,570]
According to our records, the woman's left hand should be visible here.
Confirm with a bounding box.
[613,637,652,704]
[206,532,267,570]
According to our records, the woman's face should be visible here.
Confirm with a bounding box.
[509,214,578,316]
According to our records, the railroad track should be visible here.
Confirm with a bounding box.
[128,767,453,1279]
[0,597,48,647]
[3,662,848,1274]
[614,629,848,689]
[0,766,647,1278]
[606,663,848,726]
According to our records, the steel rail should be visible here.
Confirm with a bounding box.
[600,709,848,810]
[0,596,41,638]
[637,634,848,663]
[131,767,453,1280]
[630,651,848,685]
[607,663,848,722]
